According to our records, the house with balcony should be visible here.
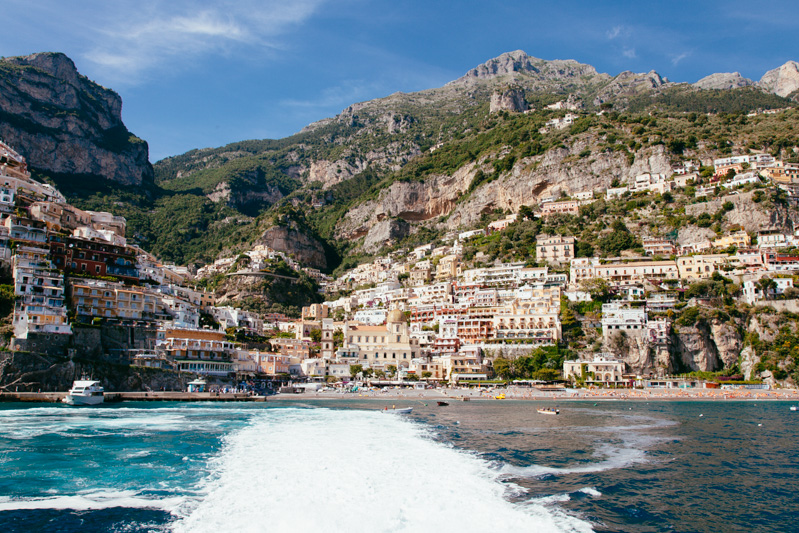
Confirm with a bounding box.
[156,327,236,376]
[49,235,139,281]
[11,246,71,340]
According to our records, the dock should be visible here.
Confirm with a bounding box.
[0,391,266,403]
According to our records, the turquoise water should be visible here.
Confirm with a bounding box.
[1,400,797,532]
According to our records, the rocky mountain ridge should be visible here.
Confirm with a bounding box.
[693,60,799,97]
[0,52,153,186]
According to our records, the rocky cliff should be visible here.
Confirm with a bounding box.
[685,189,794,234]
[489,87,529,113]
[0,348,187,392]
[0,52,153,185]
[452,50,602,86]
[257,224,327,270]
[759,61,799,98]
[694,72,755,90]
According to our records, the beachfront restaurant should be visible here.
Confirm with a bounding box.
[640,378,704,389]
[450,372,489,384]
[176,360,234,376]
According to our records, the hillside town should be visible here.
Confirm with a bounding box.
[3,137,799,391]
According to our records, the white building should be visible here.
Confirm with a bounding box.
[601,303,647,337]
[563,355,627,385]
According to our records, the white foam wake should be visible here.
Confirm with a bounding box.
[499,441,647,478]
[171,408,593,533]
[0,490,185,512]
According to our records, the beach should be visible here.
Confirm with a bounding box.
[274,385,799,403]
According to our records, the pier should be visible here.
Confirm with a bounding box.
[0,391,266,403]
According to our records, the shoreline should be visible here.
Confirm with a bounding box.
[2,387,798,404]
[270,386,799,403]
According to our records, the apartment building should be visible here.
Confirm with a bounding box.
[345,309,420,369]
[70,280,157,321]
[601,303,647,336]
[157,327,236,376]
[536,235,575,264]
[676,254,730,280]
[594,261,679,285]
[11,246,71,339]
[49,235,138,281]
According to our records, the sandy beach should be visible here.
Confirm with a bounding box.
[270,385,799,402]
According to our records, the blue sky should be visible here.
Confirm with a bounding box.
[2,0,798,162]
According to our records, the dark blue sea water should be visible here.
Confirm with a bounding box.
[0,400,797,532]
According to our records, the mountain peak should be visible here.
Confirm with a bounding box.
[450,50,598,85]
[759,60,799,97]
[3,52,81,85]
[694,72,754,90]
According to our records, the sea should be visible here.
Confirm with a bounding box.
[1,399,797,533]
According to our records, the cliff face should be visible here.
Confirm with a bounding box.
[759,61,799,98]
[685,189,794,234]
[0,52,153,185]
[694,72,755,90]
[489,87,529,113]
[257,225,327,270]
[452,50,602,86]
[672,319,742,373]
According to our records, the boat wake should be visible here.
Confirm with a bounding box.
[0,490,185,512]
[171,408,593,533]
[498,440,648,478]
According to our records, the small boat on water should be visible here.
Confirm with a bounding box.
[437,401,449,406]
[63,379,104,406]
[537,407,559,415]
[383,406,413,414]
[790,406,797,411]
[494,393,506,400]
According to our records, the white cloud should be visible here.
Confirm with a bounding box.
[76,0,324,84]
[622,48,637,59]
[670,51,690,66]
[607,25,625,40]
[281,79,375,111]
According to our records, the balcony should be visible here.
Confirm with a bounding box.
[106,266,139,278]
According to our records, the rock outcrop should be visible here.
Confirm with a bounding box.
[685,190,793,234]
[759,61,799,97]
[362,218,411,253]
[0,52,153,185]
[455,50,597,83]
[694,72,755,90]
[671,317,742,373]
[257,225,327,270]
[337,162,475,240]
[489,86,529,113]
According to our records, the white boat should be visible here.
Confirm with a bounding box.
[791,406,797,411]
[537,408,559,415]
[63,379,105,406]
[382,407,413,414]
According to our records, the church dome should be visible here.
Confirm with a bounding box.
[387,309,405,323]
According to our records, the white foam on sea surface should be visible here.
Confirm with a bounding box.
[498,440,648,478]
[171,408,593,533]
[0,491,185,512]
[0,405,250,439]
[578,487,602,497]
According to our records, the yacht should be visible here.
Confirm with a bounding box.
[63,379,105,406]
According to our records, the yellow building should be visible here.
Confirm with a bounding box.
[71,280,157,321]
[346,309,420,369]
[676,254,730,280]
[713,230,751,250]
